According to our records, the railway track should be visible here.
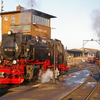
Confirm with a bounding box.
[62,67,100,100]
[85,81,100,100]
[67,63,95,74]
[88,80,100,100]
[62,76,99,100]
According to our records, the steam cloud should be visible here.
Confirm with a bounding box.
[92,9,100,39]
[23,0,35,8]
[17,0,35,32]
[19,0,35,23]
[16,0,35,8]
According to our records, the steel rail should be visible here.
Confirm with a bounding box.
[62,65,99,100]
[84,81,99,100]
[84,64,100,100]
[62,71,91,100]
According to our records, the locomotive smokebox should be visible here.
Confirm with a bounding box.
[1,32,22,60]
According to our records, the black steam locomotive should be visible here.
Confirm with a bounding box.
[0,31,68,84]
[95,50,100,64]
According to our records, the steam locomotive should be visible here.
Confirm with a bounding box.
[95,50,100,64]
[0,31,68,84]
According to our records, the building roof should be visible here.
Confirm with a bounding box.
[67,49,82,52]
[0,9,56,19]
[79,48,98,53]
[67,48,99,53]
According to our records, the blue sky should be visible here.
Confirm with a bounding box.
[2,0,100,49]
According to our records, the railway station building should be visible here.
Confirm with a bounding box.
[67,49,82,59]
[1,5,56,39]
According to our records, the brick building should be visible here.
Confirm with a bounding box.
[1,5,56,39]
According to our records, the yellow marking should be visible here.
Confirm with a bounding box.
[31,83,41,87]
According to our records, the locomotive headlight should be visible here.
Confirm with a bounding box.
[26,48,29,51]
[0,60,2,64]
[36,36,39,42]
[8,30,13,35]
[13,60,17,64]
[0,59,3,64]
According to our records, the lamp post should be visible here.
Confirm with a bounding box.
[0,0,3,43]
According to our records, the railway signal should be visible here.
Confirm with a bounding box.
[82,39,100,59]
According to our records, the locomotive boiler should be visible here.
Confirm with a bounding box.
[0,31,68,84]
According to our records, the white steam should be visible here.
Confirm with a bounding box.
[41,68,53,83]
[92,9,100,39]
[40,68,60,83]
[16,0,35,9]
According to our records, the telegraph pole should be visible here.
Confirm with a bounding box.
[0,0,3,43]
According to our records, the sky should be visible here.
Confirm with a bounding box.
[2,0,100,50]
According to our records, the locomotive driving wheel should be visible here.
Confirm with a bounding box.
[25,65,34,81]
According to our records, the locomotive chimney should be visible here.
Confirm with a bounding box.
[16,5,24,11]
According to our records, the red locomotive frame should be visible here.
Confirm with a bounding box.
[0,59,68,84]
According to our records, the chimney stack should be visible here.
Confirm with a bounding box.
[16,5,24,11]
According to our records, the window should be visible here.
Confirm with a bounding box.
[32,15,50,27]
[11,15,15,24]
